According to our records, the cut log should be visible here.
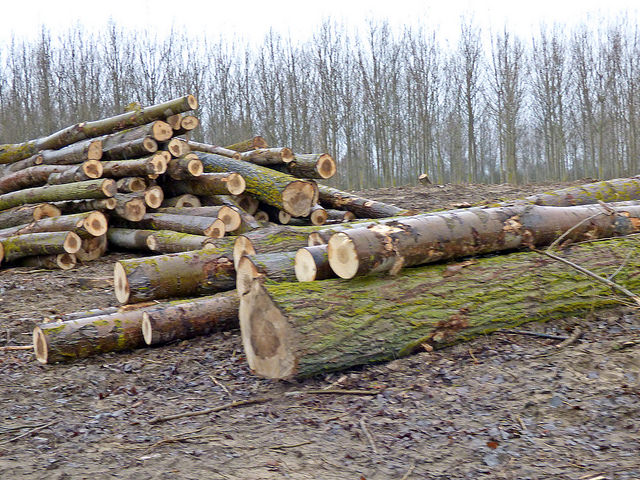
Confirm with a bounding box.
[55,198,117,214]
[101,136,158,161]
[325,209,356,223]
[166,154,203,180]
[273,153,337,179]
[100,120,174,147]
[232,225,313,268]
[253,210,269,223]
[0,203,61,229]
[116,177,147,193]
[146,230,212,253]
[0,154,44,176]
[44,306,120,323]
[418,173,432,185]
[112,212,225,238]
[327,202,640,279]
[165,114,182,130]
[187,141,240,158]
[160,138,190,158]
[114,249,236,304]
[318,184,409,218]
[39,139,103,166]
[0,211,108,239]
[161,194,201,208]
[0,95,197,164]
[142,292,239,346]
[0,179,116,212]
[261,204,292,224]
[154,206,241,232]
[75,234,107,262]
[294,245,335,282]
[101,154,167,178]
[521,176,640,207]
[241,235,640,379]
[197,152,317,217]
[237,148,294,166]
[114,194,147,221]
[163,172,246,196]
[0,162,100,195]
[1,231,81,263]
[224,136,268,152]
[107,227,155,251]
[19,253,76,270]
[46,161,103,185]
[236,251,298,296]
[173,115,200,136]
[143,186,164,209]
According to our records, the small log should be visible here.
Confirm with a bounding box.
[0,204,61,229]
[161,194,201,208]
[173,115,200,136]
[294,245,335,282]
[325,209,356,223]
[143,186,164,209]
[142,292,239,346]
[154,206,241,232]
[101,154,167,178]
[39,139,103,166]
[224,136,268,152]
[418,173,432,185]
[187,141,239,158]
[166,154,203,180]
[75,234,107,262]
[0,179,116,212]
[232,225,312,268]
[114,249,236,304]
[19,253,76,270]
[0,154,44,176]
[107,227,155,251]
[46,161,104,185]
[100,120,174,149]
[112,212,225,238]
[0,162,99,195]
[236,252,297,296]
[114,194,147,221]
[159,138,190,158]
[165,113,182,130]
[1,231,81,263]
[253,210,269,223]
[116,177,147,193]
[240,235,640,379]
[146,230,212,253]
[198,152,317,217]
[163,172,246,196]
[55,198,117,214]
[261,204,292,224]
[101,136,158,161]
[273,153,337,179]
[0,95,197,164]
[318,184,409,218]
[0,211,108,239]
[237,148,294,166]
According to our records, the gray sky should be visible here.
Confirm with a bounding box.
[2,0,639,44]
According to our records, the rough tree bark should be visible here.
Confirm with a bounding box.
[317,184,410,218]
[1,231,81,262]
[236,251,298,296]
[0,211,107,239]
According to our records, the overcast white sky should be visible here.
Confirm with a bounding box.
[2,0,639,44]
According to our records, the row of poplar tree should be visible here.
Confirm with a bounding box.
[0,19,639,189]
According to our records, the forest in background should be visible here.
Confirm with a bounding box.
[0,18,639,189]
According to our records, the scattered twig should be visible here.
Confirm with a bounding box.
[0,345,32,351]
[534,248,640,307]
[400,461,416,480]
[209,375,232,398]
[547,212,604,251]
[501,330,569,341]
[149,397,271,424]
[608,249,634,281]
[468,348,480,364]
[269,441,313,450]
[0,420,57,445]
[359,418,378,455]
[555,327,583,349]
[286,389,380,396]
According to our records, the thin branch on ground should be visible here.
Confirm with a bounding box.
[547,212,604,251]
[0,345,32,351]
[285,389,381,396]
[0,421,57,445]
[149,397,271,424]
[555,327,583,349]
[501,330,569,341]
[359,418,378,455]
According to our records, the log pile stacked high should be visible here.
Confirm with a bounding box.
[10,94,640,379]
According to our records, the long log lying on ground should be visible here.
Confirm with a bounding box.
[0,162,101,194]
[197,152,318,217]
[240,235,640,379]
[101,136,158,161]
[1,231,81,263]
[317,184,409,218]
[112,212,225,238]
[327,202,640,279]
[0,204,60,229]
[0,211,107,239]
[0,178,116,211]
[114,248,236,304]
[142,292,239,346]
[521,176,640,207]
[236,252,298,296]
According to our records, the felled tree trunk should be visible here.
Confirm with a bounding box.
[45,161,103,185]
[166,155,203,180]
[237,148,294,166]
[224,136,268,152]
[112,212,225,238]
[0,203,61,229]
[187,141,239,158]
[294,245,335,282]
[240,235,640,379]
[0,178,116,211]
[114,249,236,304]
[107,227,155,251]
[39,139,103,166]
[163,172,246,196]
[55,198,116,215]
[318,184,409,218]
[1,231,81,262]
[101,154,167,178]
[272,153,337,180]
[0,94,197,164]
[236,251,298,296]
[327,202,640,279]
[142,292,239,346]
[116,177,147,193]
[101,136,158,161]
[198,152,317,217]
[161,194,201,208]
[20,253,77,270]
[232,225,314,267]
[146,230,213,253]
[154,206,241,232]
[522,176,640,207]
[0,211,107,239]
[114,194,147,221]
[0,161,101,194]
[160,138,190,157]
[75,234,107,262]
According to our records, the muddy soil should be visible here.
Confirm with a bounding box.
[0,181,638,480]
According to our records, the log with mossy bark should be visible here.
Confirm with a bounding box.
[19,253,77,270]
[153,206,241,232]
[327,202,640,279]
[232,225,315,267]
[294,245,335,282]
[236,252,298,296]
[166,154,203,180]
[101,136,158,161]
[0,211,107,239]
[1,231,81,263]
[0,179,116,212]
[114,248,236,304]
[317,184,409,218]
[0,162,102,194]
[520,176,640,207]
[0,203,61,229]
[100,121,174,149]
[271,153,337,180]
[240,235,640,379]
[224,136,268,152]
[146,230,214,253]
[163,172,246,197]
[46,161,103,185]
[142,291,239,346]
[198,152,318,217]
[101,154,167,178]
[111,212,225,238]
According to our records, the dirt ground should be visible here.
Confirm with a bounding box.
[0,181,639,480]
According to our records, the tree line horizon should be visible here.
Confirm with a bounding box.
[0,18,638,189]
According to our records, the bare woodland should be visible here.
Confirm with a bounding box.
[1,18,640,188]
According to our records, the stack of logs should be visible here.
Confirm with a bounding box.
[12,95,640,379]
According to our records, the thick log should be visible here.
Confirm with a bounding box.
[39,139,103,165]
[159,138,190,158]
[75,234,107,262]
[44,306,120,323]
[0,95,197,164]
[142,292,239,346]
[0,162,99,195]
[0,211,107,239]
[146,230,212,253]
[327,202,640,279]
[107,227,155,251]
[232,225,313,267]
[272,153,337,179]
[154,206,241,232]
[161,194,201,208]
[55,198,117,214]
[112,212,225,238]
[224,136,268,152]
[236,252,297,296]
[187,141,239,158]
[521,176,640,207]
[114,249,236,304]
[101,136,158,161]
[197,152,317,217]
[0,204,61,229]
[19,253,76,270]
[318,184,409,218]
[237,148,294,166]
[101,154,167,178]
[0,179,116,212]
[294,245,335,282]
[114,194,147,221]
[116,177,147,193]
[1,231,81,263]
[142,186,164,209]
[45,161,103,185]
[163,172,246,197]
[166,154,203,180]
[240,236,640,379]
